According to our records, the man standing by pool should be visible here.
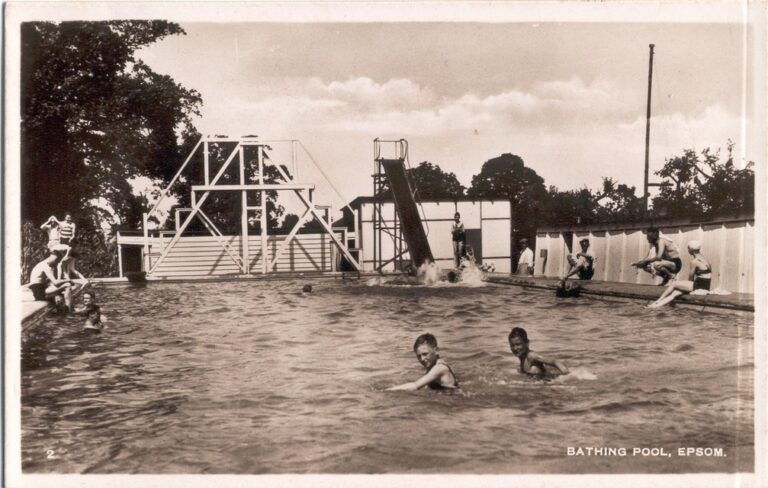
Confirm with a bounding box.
[451,212,466,268]
[59,212,76,246]
[631,227,682,285]
[40,215,61,250]
[516,238,534,275]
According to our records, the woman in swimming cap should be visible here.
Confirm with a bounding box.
[648,240,712,308]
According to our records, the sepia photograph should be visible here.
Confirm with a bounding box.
[4,2,767,487]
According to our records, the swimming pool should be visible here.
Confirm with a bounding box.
[21,278,753,473]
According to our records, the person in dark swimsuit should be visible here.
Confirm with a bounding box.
[508,327,569,379]
[632,227,683,285]
[386,333,459,391]
[451,212,466,268]
[648,240,712,308]
[562,238,595,281]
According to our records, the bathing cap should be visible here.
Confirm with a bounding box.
[687,240,701,251]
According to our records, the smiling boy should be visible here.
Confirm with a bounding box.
[387,333,459,391]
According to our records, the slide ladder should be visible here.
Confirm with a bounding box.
[378,158,434,268]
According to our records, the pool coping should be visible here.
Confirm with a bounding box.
[486,275,755,313]
[21,272,753,328]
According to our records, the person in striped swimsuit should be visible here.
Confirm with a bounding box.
[59,213,76,246]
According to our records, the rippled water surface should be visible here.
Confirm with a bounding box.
[22,279,753,473]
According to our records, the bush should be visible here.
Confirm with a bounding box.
[21,219,119,284]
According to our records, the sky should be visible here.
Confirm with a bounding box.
[136,21,751,213]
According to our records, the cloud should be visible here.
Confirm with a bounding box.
[190,75,744,201]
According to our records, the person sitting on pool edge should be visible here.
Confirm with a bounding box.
[26,248,72,310]
[562,238,594,281]
[58,247,90,294]
[631,227,682,285]
[508,327,569,378]
[648,240,712,308]
[386,333,459,391]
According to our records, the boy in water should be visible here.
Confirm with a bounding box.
[387,333,459,391]
[508,327,569,378]
[73,290,97,315]
[83,305,104,333]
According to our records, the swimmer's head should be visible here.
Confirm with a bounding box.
[413,333,439,369]
[302,284,313,293]
[645,227,660,243]
[447,270,458,283]
[64,212,73,222]
[508,327,530,357]
[82,290,96,306]
[687,240,701,254]
[579,238,590,249]
[454,212,461,222]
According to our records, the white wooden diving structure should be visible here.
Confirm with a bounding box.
[136,136,361,278]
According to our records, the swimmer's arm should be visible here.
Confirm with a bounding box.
[386,364,448,391]
[40,216,57,229]
[529,352,569,375]
[44,267,69,286]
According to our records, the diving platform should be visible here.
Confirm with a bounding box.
[124,136,361,279]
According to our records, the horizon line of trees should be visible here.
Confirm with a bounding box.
[20,20,756,279]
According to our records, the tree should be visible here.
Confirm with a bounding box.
[21,21,202,229]
[593,177,645,223]
[377,161,465,199]
[651,141,754,219]
[467,153,547,239]
[541,186,599,226]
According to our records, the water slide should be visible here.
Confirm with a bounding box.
[380,159,434,268]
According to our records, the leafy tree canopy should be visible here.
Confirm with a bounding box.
[651,141,754,219]
[378,161,466,200]
[21,20,202,230]
[467,153,547,204]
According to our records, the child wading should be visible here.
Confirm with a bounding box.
[508,327,569,379]
[387,333,459,391]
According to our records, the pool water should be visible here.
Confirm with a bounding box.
[21,278,754,473]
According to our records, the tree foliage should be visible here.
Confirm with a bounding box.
[651,141,754,219]
[467,153,547,240]
[377,161,466,200]
[21,21,202,230]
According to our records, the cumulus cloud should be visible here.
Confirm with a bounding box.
[192,75,745,199]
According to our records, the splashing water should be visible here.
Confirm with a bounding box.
[364,260,488,287]
[416,261,441,285]
[457,264,486,287]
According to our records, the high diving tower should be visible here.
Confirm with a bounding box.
[371,139,433,272]
[140,136,361,277]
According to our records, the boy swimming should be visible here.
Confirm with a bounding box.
[386,333,459,391]
[83,305,104,333]
[508,327,569,378]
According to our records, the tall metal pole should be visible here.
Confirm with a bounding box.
[643,44,655,213]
